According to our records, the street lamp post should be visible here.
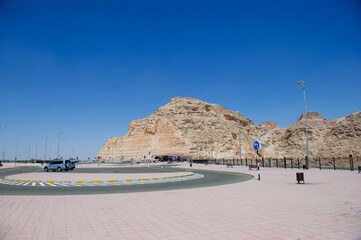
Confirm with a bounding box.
[209,122,213,161]
[35,140,39,160]
[28,142,32,161]
[15,144,18,167]
[57,131,62,159]
[297,81,310,169]
[44,136,48,164]
[237,111,242,161]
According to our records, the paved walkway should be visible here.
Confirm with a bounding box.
[0,164,360,239]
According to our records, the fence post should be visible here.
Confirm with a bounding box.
[333,157,336,170]
[241,158,243,166]
[350,155,354,171]
[284,157,287,169]
[276,159,278,168]
[246,158,248,166]
[319,158,321,170]
[298,158,300,169]
[262,157,265,167]
[291,158,293,169]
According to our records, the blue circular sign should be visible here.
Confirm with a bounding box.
[253,141,260,151]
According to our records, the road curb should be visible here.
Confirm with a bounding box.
[188,168,254,178]
[3,173,195,184]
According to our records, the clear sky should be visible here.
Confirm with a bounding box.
[1,0,360,160]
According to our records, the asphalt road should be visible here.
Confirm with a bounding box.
[0,166,253,196]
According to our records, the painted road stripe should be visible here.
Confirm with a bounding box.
[31,182,36,186]
[46,182,56,186]
[23,182,30,186]
[39,182,45,186]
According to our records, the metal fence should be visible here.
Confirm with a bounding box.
[196,155,361,171]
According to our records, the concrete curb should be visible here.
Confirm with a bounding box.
[189,168,254,178]
[3,173,195,184]
[98,165,170,169]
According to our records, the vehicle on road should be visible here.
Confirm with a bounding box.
[44,160,75,172]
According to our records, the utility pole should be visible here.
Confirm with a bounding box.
[297,81,310,169]
[15,144,18,167]
[57,131,62,159]
[44,136,48,164]
[238,111,242,160]
[35,140,39,160]
[28,142,32,160]
[210,122,213,161]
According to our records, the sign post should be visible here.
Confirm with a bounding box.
[253,141,261,181]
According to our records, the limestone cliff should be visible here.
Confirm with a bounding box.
[96,97,361,161]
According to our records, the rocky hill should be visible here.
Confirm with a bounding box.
[96,97,361,161]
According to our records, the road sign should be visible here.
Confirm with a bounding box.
[253,141,260,151]
[173,156,176,159]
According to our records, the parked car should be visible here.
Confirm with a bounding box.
[44,160,75,172]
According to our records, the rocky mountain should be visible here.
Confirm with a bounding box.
[96,97,361,161]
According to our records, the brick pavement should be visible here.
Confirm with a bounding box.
[0,164,360,240]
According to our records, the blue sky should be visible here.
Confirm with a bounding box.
[1,0,360,160]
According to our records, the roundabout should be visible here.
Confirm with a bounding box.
[0,165,254,196]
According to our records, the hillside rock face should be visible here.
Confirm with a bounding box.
[96,97,361,161]
[262,111,361,158]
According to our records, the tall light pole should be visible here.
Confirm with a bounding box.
[237,111,242,160]
[57,131,62,159]
[35,140,39,160]
[44,136,48,164]
[297,81,310,169]
[209,122,213,161]
[28,142,32,160]
[15,144,18,167]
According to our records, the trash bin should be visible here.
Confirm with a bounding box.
[296,172,304,184]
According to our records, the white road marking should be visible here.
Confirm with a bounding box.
[0,174,204,188]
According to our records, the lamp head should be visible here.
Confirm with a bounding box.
[297,81,304,85]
